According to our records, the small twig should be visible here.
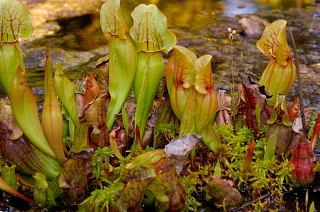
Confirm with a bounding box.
[228,28,237,120]
[289,30,307,135]
[230,36,235,95]
[229,192,271,211]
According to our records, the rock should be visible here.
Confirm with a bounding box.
[90,46,109,57]
[20,0,105,43]
[30,0,104,27]
[306,54,320,64]
[310,63,320,73]
[20,0,45,6]
[23,47,96,71]
[238,15,269,38]
[165,134,201,174]
[30,22,61,41]
[299,65,314,74]
[55,49,96,70]
[237,4,245,9]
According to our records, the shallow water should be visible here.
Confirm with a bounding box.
[32,0,317,49]
[0,2,319,122]
[0,0,319,116]
[0,0,318,92]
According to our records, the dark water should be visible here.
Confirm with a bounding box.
[223,0,316,16]
[27,0,318,51]
[0,1,316,90]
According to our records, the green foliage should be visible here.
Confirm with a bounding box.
[308,115,316,139]
[165,46,218,152]
[214,125,253,162]
[101,0,137,130]
[176,125,294,210]
[153,122,179,147]
[10,67,56,158]
[53,64,79,127]
[114,150,185,211]
[1,165,18,189]
[134,53,165,142]
[100,0,127,38]
[42,50,65,162]
[214,161,222,178]
[33,172,57,207]
[131,4,176,141]
[309,201,315,212]
[85,149,186,211]
[92,147,114,183]
[257,20,296,95]
[213,125,293,198]
[180,166,212,211]
[0,44,25,95]
[79,183,124,212]
[130,4,176,53]
[0,0,33,94]
[313,162,320,172]
[0,0,33,42]
[70,122,89,153]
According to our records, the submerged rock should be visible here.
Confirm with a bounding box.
[14,0,105,45]
[238,15,269,38]
[23,47,97,72]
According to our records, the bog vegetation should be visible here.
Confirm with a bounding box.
[0,0,319,211]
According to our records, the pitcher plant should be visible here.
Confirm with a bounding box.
[166,45,218,151]
[100,0,137,130]
[130,4,176,143]
[257,19,296,95]
[0,0,33,95]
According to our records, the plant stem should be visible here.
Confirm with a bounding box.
[230,192,271,211]
[289,30,307,135]
[230,37,237,122]
[231,39,235,93]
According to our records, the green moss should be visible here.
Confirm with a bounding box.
[153,123,179,148]
[180,165,213,211]
[92,147,114,183]
[79,183,124,212]
[179,125,293,209]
